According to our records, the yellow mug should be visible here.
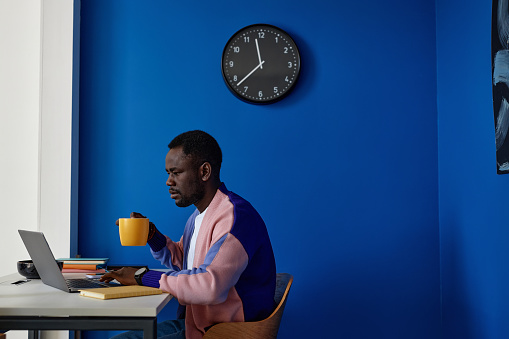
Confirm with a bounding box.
[118,218,149,246]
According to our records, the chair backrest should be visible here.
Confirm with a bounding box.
[203,273,293,339]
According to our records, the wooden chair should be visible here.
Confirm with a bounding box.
[203,273,293,339]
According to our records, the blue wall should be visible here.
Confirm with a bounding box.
[437,0,509,338]
[78,0,440,338]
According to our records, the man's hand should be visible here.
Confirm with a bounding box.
[99,267,138,285]
[115,212,147,226]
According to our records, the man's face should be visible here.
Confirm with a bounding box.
[165,147,205,208]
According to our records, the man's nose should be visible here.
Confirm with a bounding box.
[166,174,174,186]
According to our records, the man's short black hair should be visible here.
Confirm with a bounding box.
[168,130,222,180]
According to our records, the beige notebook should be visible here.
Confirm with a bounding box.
[79,285,163,300]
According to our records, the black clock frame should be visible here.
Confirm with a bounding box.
[221,24,301,105]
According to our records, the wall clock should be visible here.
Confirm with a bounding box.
[221,24,301,104]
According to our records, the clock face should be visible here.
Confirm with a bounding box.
[221,24,301,104]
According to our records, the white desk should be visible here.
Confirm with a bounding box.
[0,273,173,339]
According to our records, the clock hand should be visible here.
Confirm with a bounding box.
[237,60,265,86]
[255,39,263,69]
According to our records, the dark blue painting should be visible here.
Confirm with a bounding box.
[493,0,509,173]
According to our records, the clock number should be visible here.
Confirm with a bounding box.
[243,86,248,93]
[229,61,234,68]
[244,36,250,43]
[274,87,278,93]
[284,47,289,54]
[258,91,263,98]
[288,62,293,68]
[275,37,279,43]
[258,32,265,39]
[233,46,240,53]
[285,76,289,82]
[233,75,238,82]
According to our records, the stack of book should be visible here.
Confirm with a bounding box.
[57,258,109,273]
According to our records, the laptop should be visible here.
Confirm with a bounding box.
[18,230,115,293]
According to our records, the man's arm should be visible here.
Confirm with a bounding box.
[158,233,249,305]
[102,212,185,286]
[149,229,185,271]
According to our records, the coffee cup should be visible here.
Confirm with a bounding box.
[118,218,149,246]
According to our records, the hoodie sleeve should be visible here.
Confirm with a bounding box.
[158,232,249,305]
[148,229,185,271]
[148,210,199,271]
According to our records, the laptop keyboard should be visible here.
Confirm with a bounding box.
[66,278,110,289]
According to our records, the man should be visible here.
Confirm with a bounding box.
[101,130,277,339]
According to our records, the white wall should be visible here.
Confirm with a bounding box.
[0,1,76,338]
[38,0,75,256]
[0,0,42,273]
[0,0,75,268]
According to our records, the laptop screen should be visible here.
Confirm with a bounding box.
[18,230,71,292]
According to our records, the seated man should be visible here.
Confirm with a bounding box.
[101,130,276,339]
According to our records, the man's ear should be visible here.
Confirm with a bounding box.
[200,162,212,182]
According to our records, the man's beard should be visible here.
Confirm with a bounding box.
[174,180,205,208]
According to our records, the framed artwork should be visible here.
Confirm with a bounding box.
[493,0,509,174]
